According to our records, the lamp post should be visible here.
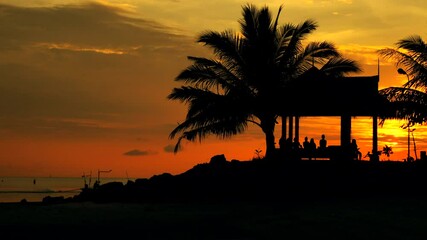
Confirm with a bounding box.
[397,68,411,161]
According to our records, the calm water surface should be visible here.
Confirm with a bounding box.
[0,177,134,203]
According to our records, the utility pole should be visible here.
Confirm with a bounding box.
[398,68,411,162]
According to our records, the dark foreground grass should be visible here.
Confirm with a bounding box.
[1,195,427,239]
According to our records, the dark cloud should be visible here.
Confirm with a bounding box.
[164,144,177,153]
[123,149,157,157]
[0,2,188,50]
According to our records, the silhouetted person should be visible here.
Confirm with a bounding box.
[292,137,302,151]
[351,139,362,160]
[319,134,327,150]
[309,138,316,159]
[303,136,310,150]
[364,151,374,161]
[33,179,36,185]
[304,137,316,160]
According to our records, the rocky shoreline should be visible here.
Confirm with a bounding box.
[41,154,427,204]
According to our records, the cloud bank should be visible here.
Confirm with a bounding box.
[0,2,201,140]
[123,149,157,157]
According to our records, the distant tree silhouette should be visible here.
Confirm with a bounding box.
[253,149,263,160]
[378,35,427,126]
[168,3,360,158]
[382,145,393,160]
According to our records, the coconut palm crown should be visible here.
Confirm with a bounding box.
[168,3,360,158]
[378,35,427,125]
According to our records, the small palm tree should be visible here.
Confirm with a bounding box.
[382,145,393,160]
[253,149,263,160]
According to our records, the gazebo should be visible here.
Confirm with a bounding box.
[279,67,385,161]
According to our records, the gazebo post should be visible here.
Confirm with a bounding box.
[281,116,287,141]
[372,114,379,162]
[295,116,300,143]
[288,116,293,142]
[279,115,287,151]
[341,115,352,158]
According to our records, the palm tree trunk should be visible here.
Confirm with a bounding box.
[261,118,276,159]
[279,115,287,151]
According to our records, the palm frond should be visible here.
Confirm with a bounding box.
[397,35,427,58]
[170,118,249,153]
[168,86,252,139]
[271,4,284,35]
[378,35,427,90]
[319,57,362,77]
[289,41,340,76]
[239,3,258,40]
[175,56,242,93]
[379,87,427,124]
[167,86,213,103]
[169,92,252,153]
[198,30,244,67]
[305,41,340,59]
[280,19,318,65]
[379,48,419,71]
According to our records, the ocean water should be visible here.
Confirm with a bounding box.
[0,177,134,203]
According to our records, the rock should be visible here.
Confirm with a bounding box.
[99,181,124,189]
[210,154,227,165]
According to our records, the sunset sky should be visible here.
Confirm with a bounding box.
[1,0,427,178]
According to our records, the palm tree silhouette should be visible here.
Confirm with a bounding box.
[168,4,280,157]
[378,35,427,126]
[382,145,393,160]
[168,4,360,158]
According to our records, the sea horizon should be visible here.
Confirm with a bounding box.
[0,176,135,203]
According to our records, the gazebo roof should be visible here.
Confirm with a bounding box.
[282,67,385,117]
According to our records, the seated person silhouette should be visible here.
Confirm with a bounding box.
[285,137,293,152]
[303,136,310,150]
[319,134,327,150]
[309,138,316,151]
[292,137,302,151]
[351,139,362,160]
[308,138,316,160]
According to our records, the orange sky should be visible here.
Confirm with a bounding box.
[0,0,427,178]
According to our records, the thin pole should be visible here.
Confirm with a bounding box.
[412,130,418,160]
[373,114,378,161]
[408,124,410,161]
[398,68,411,162]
